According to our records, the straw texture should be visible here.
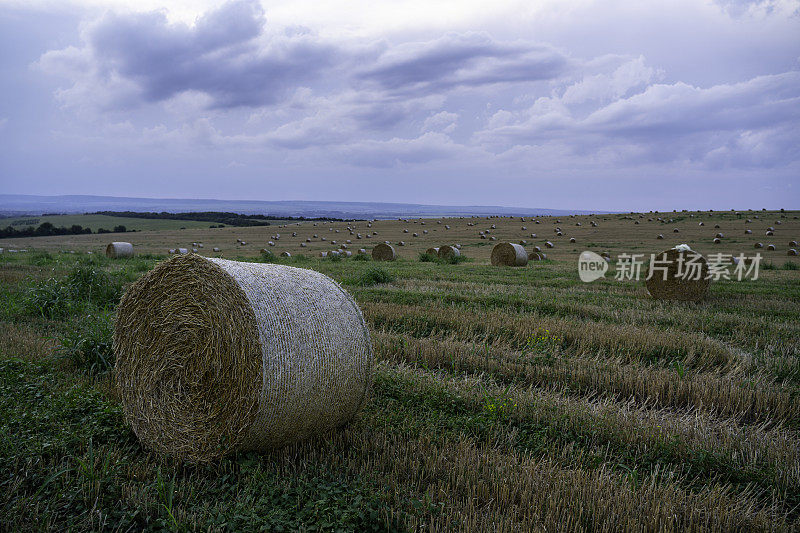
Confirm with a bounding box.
[437,245,460,259]
[644,247,710,302]
[491,242,528,266]
[106,242,134,258]
[372,243,397,261]
[114,255,373,462]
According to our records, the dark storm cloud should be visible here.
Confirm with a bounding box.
[39,0,340,109]
[359,32,570,95]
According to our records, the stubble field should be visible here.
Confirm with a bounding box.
[1,209,798,531]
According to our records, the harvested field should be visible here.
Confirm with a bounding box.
[0,209,798,531]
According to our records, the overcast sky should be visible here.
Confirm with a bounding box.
[0,0,798,211]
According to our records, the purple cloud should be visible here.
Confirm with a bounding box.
[359,32,570,95]
[38,0,339,110]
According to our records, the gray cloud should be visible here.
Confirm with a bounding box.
[38,0,340,110]
[358,32,570,96]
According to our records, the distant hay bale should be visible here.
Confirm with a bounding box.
[569,237,576,243]
[425,247,440,256]
[106,242,134,259]
[657,234,664,239]
[455,244,461,249]
[545,241,554,248]
[788,249,798,256]
[491,243,527,266]
[438,245,460,259]
[213,247,221,252]
[319,251,328,258]
[342,251,352,257]
[372,243,397,261]
[715,233,724,238]
[300,243,307,248]
[788,240,797,247]
[114,255,373,462]
[281,251,291,257]
[358,248,367,255]
[533,246,542,252]
[176,248,189,255]
[490,236,497,241]
[527,251,543,261]
[644,247,710,302]
[767,244,775,251]
[754,242,763,248]
[192,248,198,253]
[713,238,721,244]
[745,229,752,234]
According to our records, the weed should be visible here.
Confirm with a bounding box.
[58,313,114,374]
[358,266,395,286]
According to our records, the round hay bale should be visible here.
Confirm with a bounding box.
[644,247,710,302]
[788,249,798,256]
[533,245,542,252]
[527,251,543,261]
[319,251,328,258]
[569,237,576,243]
[491,243,527,266]
[343,251,352,257]
[192,248,198,253]
[358,248,367,255]
[715,233,724,238]
[372,243,397,261]
[789,240,798,247]
[213,247,221,252]
[767,244,775,251]
[754,242,763,248]
[106,242,134,259]
[545,241,554,248]
[425,247,440,256]
[455,244,461,249]
[766,231,774,236]
[281,251,291,258]
[176,248,189,255]
[438,245,460,259]
[657,234,664,239]
[490,236,497,241]
[300,243,307,248]
[745,229,752,234]
[114,255,372,462]
[713,238,721,244]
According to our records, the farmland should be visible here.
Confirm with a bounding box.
[1,209,799,531]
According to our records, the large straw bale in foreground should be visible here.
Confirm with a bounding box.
[106,242,134,258]
[372,243,397,261]
[491,242,528,266]
[644,246,710,302]
[114,255,373,462]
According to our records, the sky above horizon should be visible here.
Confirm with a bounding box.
[0,0,798,211]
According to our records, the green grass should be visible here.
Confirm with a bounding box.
[0,242,798,531]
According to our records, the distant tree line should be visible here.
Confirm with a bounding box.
[93,211,352,225]
[0,222,130,239]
